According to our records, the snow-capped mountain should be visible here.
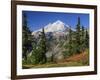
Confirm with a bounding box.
[44,20,69,32]
[31,20,72,40]
[32,20,70,35]
[30,20,73,60]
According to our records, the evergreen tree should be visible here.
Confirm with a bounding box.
[63,26,73,57]
[81,26,84,37]
[80,26,85,52]
[85,29,89,48]
[30,36,38,64]
[68,26,73,55]
[22,13,32,60]
[27,28,48,64]
[38,28,47,64]
[75,17,81,53]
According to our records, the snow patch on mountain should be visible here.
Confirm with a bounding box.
[45,20,66,32]
[32,20,70,35]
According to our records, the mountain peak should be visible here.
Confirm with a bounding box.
[52,20,64,26]
[44,20,66,32]
[32,20,70,35]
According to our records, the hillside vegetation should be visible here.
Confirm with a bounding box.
[23,50,89,68]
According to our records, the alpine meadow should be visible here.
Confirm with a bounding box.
[22,11,89,69]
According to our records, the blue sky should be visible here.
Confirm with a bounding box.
[22,11,89,31]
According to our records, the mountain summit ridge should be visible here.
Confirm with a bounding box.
[32,20,70,35]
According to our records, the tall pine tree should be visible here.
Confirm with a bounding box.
[38,28,47,64]
[68,26,73,55]
[85,29,89,48]
[22,13,32,60]
[75,17,81,53]
[80,26,85,52]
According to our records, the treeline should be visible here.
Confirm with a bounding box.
[63,17,89,58]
